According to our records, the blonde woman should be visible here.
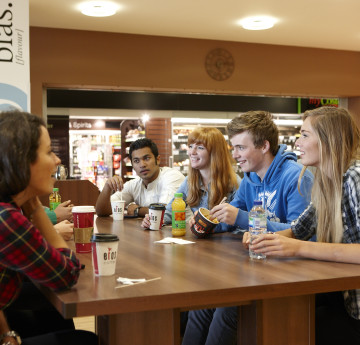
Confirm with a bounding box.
[142,127,240,228]
[246,106,360,345]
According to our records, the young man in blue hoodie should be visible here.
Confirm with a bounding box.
[183,110,314,345]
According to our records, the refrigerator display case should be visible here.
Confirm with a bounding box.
[172,120,229,176]
[70,130,121,190]
[120,119,145,180]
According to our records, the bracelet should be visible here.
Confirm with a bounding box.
[0,330,21,344]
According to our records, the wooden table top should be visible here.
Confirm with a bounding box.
[42,216,360,319]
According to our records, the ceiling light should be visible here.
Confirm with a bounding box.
[79,1,119,17]
[239,16,277,31]
[142,114,150,123]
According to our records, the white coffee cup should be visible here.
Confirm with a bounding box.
[149,203,166,230]
[111,200,125,221]
[91,233,119,276]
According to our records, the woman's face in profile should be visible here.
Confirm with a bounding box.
[28,126,61,197]
[295,117,320,168]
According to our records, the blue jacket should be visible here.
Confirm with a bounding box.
[217,144,313,233]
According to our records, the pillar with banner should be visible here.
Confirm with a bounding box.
[0,0,30,111]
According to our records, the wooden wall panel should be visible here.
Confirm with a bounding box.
[39,180,100,208]
[349,97,360,129]
[145,118,172,167]
[30,28,360,118]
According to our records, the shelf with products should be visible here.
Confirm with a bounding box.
[279,135,300,154]
[110,133,122,176]
[69,130,120,191]
[120,119,146,180]
[172,124,229,176]
[277,123,302,157]
[112,147,122,177]
[171,116,302,177]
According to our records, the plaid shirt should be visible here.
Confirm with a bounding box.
[0,199,81,309]
[291,161,360,319]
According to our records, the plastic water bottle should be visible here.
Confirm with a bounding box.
[248,200,267,260]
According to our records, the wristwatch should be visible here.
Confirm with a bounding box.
[0,330,21,344]
[133,206,141,217]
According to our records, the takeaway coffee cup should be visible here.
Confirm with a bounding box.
[72,206,95,253]
[91,233,119,276]
[111,200,125,221]
[190,207,219,238]
[149,203,166,230]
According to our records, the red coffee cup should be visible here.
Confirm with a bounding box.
[72,206,95,253]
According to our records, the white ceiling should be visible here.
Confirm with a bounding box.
[30,0,360,52]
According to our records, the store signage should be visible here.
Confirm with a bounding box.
[300,97,339,112]
[70,120,93,130]
[0,0,30,111]
[70,119,121,130]
[308,98,339,108]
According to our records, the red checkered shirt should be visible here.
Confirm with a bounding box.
[0,200,81,309]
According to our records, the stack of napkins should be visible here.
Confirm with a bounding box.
[155,237,195,244]
[115,276,162,288]
[116,277,146,285]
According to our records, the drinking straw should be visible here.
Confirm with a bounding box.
[219,197,227,205]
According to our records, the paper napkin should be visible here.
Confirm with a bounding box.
[154,237,195,244]
[115,276,161,288]
[117,277,146,285]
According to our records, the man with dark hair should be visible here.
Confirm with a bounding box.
[128,137,159,160]
[96,138,185,217]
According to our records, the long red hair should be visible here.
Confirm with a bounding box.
[186,127,239,209]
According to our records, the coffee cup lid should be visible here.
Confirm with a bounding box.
[91,233,119,242]
[149,203,166,210]
[72,206,95,213]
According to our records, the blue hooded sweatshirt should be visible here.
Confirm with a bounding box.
[217,144,313,233]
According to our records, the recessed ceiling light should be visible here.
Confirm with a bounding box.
[79,1,119,17]
[238,16,277,30]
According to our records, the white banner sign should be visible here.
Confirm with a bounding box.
[0,0,30,111]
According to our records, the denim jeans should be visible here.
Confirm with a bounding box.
[182,306,238,345]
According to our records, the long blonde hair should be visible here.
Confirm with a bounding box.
[186,127,239,209]
[300,107,360,243]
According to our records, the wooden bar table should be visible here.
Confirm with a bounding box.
[40,217,360,345]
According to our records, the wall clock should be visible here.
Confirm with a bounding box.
[205,48,235,81]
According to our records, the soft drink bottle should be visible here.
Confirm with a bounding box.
[49,188,61,211]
